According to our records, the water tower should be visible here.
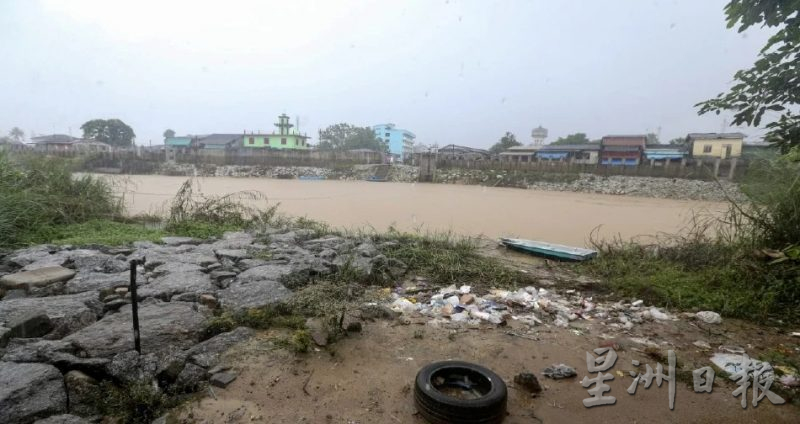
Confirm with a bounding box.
[531,125,548,146]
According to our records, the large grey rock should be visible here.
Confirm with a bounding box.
[214,249,251,260]
[210,232,254,250]
[236,258,268,270]
[186,327,254,368]
[237,264,292,283]
[106,350,159,384]
[5,245,57,267]
[356,242,378,257]
[65,253,128,273]
[137,271,215,300]
[269,231,297,245]
[161,236,202,246]
[0,361,67,424]
[0,292,101,337]
[303,236,345,251]
[175,362,207,392]
[209,371,237,388]
[1,339,109,377]
[4,310,53,340]
[34,414,91,424]
[64,301,210,357]
[0,326,9,347]
[64,271,132,294]
[63,370,98,416]
[217,280,292,310]
[149,262,203,277]
[0,266,76,290]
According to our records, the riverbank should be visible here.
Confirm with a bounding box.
[1,227,797,423]
[137,163,743,202]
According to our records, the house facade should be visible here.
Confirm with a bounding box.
[688,133,744,159]
[241,114,310,150]
[537,144,600,164]
[600,135,646,165]
[499,145,540,162]
[372,123,415,162]
[643,146,686,163]
[30,134,80,152]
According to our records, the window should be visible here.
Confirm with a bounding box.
[248,137,254,145]
[703,145,712,153]
[385,133,390,137]
[281,138,287,145]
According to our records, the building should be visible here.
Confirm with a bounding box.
[0,138,26,152]
[372,123,415,162]
[438,144,491,161]
[687,133,744,159]
[165,136,192,150]
[600,135,647,165]
[537,144,600,164]
[643,146,686,164]
[196,134,242,150]
[531,126,548,146]
[30,134,80,152]
[499,145,541,162]
[241,114,310,150]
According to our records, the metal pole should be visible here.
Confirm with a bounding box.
[129,259,143,353]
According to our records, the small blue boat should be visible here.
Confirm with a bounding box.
[366,176,388,182]
[499,238,597,262]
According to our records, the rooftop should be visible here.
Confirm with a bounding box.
[687,132,746,140]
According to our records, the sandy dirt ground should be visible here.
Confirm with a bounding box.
[173,309,798,424]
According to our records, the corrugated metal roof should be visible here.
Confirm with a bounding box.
[687,133,745,140]
[540,144,600,151]
[197,134,242,145]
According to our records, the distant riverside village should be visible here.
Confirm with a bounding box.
[0,113,776,184]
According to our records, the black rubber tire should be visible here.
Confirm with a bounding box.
[414,360,507,424]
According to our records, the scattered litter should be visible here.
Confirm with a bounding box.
[695,311,722,324]
[693,340,712,350]
[779,375,800,387]
[632,300,644,307]
[719,345,745,354]
[649,307,671,321]
[791,332,800,338]
[542,364,577,379]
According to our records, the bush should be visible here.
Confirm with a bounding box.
[0,152,122,247]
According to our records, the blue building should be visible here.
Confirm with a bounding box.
[372,123,415,162]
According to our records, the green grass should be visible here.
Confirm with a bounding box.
[376,229,529,290]
[44,219,166,246]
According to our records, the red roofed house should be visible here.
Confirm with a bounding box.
[600,135,646,166]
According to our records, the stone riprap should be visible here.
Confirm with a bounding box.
[0,228,396,422]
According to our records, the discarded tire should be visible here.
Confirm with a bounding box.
[414,360,507,424]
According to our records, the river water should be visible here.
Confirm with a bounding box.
[102,174,726,247]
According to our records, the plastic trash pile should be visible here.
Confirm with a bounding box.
[387,283,678,329]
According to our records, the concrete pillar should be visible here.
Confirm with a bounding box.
[713,158,721,177]
[728,158,738,179]
[664,159,670,169]
[649,159,655,168]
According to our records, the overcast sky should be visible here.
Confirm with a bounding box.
[0,0,775,148]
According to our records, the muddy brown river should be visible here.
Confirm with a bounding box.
[102,175,726,247]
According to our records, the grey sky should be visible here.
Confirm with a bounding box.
[0,0,774,148]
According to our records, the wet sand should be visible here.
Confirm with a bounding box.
[102,175,726,246]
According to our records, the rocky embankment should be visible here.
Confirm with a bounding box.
[0,230,408,424]
[158,163,419,183]
[436,169,743,202]
[154,163,740,201]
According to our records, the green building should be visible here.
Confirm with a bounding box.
[241,114,310,150]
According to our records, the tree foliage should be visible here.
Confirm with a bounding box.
[551,132,591,145]
[317,123,387,152]
[9,127,24,143]
[489,132,521,154]
[81,119,136,147]
[163,129,176,139]
[668,137,688,146]
[645,133,660,144]
[696,0,800,153]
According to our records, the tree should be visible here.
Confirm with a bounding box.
[8,127,24,143]
[317,123,388,152]
[668,137,688,146]
[488,132,521,154]
[551,132,591,145]
[645,133,660,144]
[80,119,136,147]
[696,0,800,153]
[163,129,176,139]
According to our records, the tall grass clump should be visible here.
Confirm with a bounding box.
[0,152,122,247]
[164,178,277,238]
[586,155,800,323]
